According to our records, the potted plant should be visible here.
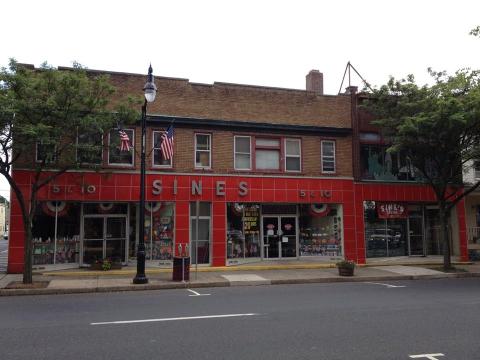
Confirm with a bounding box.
[90,258,122,271]
[336,259,355,276]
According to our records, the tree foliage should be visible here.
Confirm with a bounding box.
[0,59,139,283]
[363,68,480,269]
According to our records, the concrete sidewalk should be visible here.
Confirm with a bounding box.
[1,262,480,296]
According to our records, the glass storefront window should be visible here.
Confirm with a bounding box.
[299,204,343,257]
[227,203,261,260]
[144,202,174,262]
[364,202,447,258]
[32,202,80,265]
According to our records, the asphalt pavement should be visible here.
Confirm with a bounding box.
[0,278,479,360]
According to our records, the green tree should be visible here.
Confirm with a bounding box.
[363,68,480,270]
[0,60,139,283]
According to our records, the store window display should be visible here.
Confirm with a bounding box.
[227,203,261,261]
[144,202,174,262]
[32,202,81,265]
[299,204,343,257]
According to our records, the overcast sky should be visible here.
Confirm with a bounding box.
[1,0,479,200]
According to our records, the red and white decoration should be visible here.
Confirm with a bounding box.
[309,203,330,217]
[42,201,68,217]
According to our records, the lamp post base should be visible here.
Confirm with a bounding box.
[133,274,149,284]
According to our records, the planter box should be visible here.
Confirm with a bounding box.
[338,267,354,276]
[89,262,122,271]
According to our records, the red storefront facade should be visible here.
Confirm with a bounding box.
[7,171,469,273]
[8,170,359,273]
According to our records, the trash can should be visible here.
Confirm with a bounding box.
[172,256,190,281]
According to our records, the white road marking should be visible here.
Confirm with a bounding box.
[0,250,7,254]
[365,282,406,288]
[409,354,445,359]
[90,313,259,326]
[187,289,210,296]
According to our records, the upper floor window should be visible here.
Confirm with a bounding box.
[195,133,211,169]
[108,129,134,166]
[285,138,301,172]
[234,136,251,170]
[36,142,57,164]
[77,132,103,164]
[153,130,172,167]
[255,138,280,170]
[360,144,422,181]
[321,140,335,173]
[475,161,480,179]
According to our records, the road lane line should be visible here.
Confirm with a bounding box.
[187,289,210,296]
[409,354,445,359]
[366,281,406,288]
[91,313,260,326]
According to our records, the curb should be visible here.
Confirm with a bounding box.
[2,272,479,297]
[35,261,473,277]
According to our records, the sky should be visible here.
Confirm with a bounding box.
[1,0,480,200]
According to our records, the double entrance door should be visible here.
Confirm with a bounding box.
[82,216,128,265]
[262,216,297,259]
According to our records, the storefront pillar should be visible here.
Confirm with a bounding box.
[174,201,190,257]
[7,195,27,274]
[212,201,226,267]
[456,198,469,262]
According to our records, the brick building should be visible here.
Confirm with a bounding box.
[7,67,468,273]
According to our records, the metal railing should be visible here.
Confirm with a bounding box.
[468,227,480,244]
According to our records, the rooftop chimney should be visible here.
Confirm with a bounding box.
[345,86,358,95]
[306,70,323,95]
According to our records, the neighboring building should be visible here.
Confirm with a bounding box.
[353,92,467,260]
[0,200,6,237]
[6,67,469,273]
[462,161,480,258]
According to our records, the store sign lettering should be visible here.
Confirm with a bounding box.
[377,203,408,219]
[152,179,249,197]
[299,190,332,198]
[51,184,96,194]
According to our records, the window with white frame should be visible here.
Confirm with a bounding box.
[153,130,172,167]
[255,138,280,170]
[285,138,301,172]
[195,133,211,169]
[475,161,480,179]
[77,132,103,164]
[234,136,251,170]
[36,142,57,164]
[321,140,335,173]
[108,129,134,166]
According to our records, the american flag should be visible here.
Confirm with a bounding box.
[161,125,174,160]
[119,130,131,152]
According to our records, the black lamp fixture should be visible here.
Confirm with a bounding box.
[133,64,157,284]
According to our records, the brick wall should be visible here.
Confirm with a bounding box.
[102,71,352,128]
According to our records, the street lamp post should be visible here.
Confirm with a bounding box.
[133,64,157,284]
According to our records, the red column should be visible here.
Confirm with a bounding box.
[174,201,190,257]
[456,198,469,262]
[7,194,26,274]
[211,201,226,267]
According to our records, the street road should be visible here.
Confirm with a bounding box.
[0,278,479,360]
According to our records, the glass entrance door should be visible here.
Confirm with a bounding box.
[408,214,425,256]
[83,216,127,264]
[262,216,297,259]
[262,217,280,258]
